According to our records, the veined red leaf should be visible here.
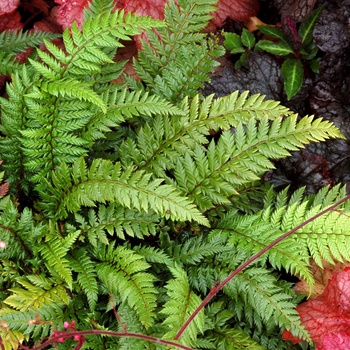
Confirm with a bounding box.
[283,267,350,348]
[211,0,259,28]
[0,10,23,31]
[53,0,260,31]
[55,0,91,29]
[319,332,350,350]
[0,0,19,16]
[122,0,165,19]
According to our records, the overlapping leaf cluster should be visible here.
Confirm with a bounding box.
[0,0,349,349]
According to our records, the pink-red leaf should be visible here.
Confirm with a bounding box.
[53,0,260,30]
[0,10,23,31]
[210,0,259,28]
[0,0,19,16]
[319,332,350,350]
[122,0,165,19]
[54,0,91,29]
[283,267,350,348]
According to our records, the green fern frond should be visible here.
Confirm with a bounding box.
[40,79,107,113]
[172,235,228,265]
[127,93,341,186]
[225,267,311,342]
[173,114,342,211]
[30,11,162,81]
[82,90,184,143]
[69,248,98,310]
[263,184,350,267]
[117,93,293,179]
[96,244,157,329]
[38,235,75,290]
[38,157,209,226]
[0,200,47,262]
[133,245,175,267]
[84,0,116,18]
[214,211,314,288]
[115,303,151,349]
[0,52,21,75]
[169,0,217,33]
[134,0,224,102]
[0,304,65,342]
[0,30,60,55]
[206,91,292,128]
[161,266,205,347]
[202,301,263,350]
[4,277,69,312]
[118,114,196,176]
[76,204,160,244]
[209,328,265,350]
[0,66,36,191]
[19,92,92,182]
[11,9,163,184]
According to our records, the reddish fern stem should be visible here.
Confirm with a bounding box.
[24,330,193,350]
[174,194,350,340]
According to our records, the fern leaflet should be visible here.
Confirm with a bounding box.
[38,157,209,226]
[95,244,157,329]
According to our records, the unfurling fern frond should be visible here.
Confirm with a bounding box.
[38,157,209,226]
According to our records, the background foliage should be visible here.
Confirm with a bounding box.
[0,0,349,349]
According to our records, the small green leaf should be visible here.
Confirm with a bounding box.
[301,41,318,60]
[237,52,248,68]
[309,58,320,73]
[223,32,244,54]
[241,28,255,49]
[257,25,291,45]
[255,40,294,56]
[281,58,304,100]
[298,6,324,46]
[234,59,243,69]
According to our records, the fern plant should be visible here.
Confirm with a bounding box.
[0,0,349,349]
